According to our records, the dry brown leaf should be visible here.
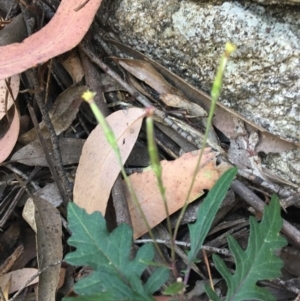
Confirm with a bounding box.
[0,75,20,120]
[112,57,175,95]
[22,199,36,233]
[108,40,299,153]
[280,247,300,277]
[0,223,21,276]
[11,138,85,166]
[2,275,10,301]
[19,85,86,144]
[113,57,207,117]
[23,197,62,301]
[0,245,24,277]
[0,268,38,294]
[33,183,63,208]
[0,105,20,163]
[160,93,207,117]
[74,108,145,214]
[0,0,102,80]
[127,149,231,239]
[60,50,85,84]
[12,229,36,271]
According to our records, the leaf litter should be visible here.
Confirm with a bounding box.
[0,2,298,301]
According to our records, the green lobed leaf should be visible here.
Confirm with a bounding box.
[188,167,237,263]
[206,195,287,301]
[64,203,167,301]
[144,267,170,295]
[162,282,185,295]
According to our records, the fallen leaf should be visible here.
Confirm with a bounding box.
[108,40,299,153]
[0,105,20,163]
[23,196,62,301]
[281,247,300,277]
[0,245,23,277]
[113,57,207,117]
[74,108,145,214]
[11,138,85,166]
[12,228,36,271]
[0,75,20,120]
[1,275,10,301]
[0,223,21,275]
[19,85,86,144]
[113,57,180,95]
[0,268,38,294]
[34,183,63,208]
[127,149,231,239]
[0,0,102,80]
[160,93,207,117]
[60,50,85,83]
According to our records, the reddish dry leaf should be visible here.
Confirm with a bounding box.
[127,149,231,239]
[0,75,20,120]
[0,268,38,294]
[0,0,102,80]
[0,106,20,163]
[74,108,145,214]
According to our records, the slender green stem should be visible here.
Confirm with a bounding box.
[82,91,168,264]
[172,42,236,267]
[145,107,177,276]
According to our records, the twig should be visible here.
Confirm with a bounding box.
[25,69,72,204]
[79,41,204,149]
[134,239,231,256]
[232,179,300,249]
[8,261,62,301]
[27,104,69,208]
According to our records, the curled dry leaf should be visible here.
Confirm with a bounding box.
[0,268,38,294]
[0,105,20,163]
[19,85,86,144]
[0,0,103,80]
[127,149,232,239]
[74,108,145,214]
[113,57,207,117]
[0,75,20,120]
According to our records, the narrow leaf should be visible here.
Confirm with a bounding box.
[188,167,237,262]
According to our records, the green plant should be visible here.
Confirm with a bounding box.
[63,43,287,301]
[64,167,236,301]
[65,202,169,301]
[205,195,287,301]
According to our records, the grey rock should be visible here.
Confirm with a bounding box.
[107,0,300,186]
